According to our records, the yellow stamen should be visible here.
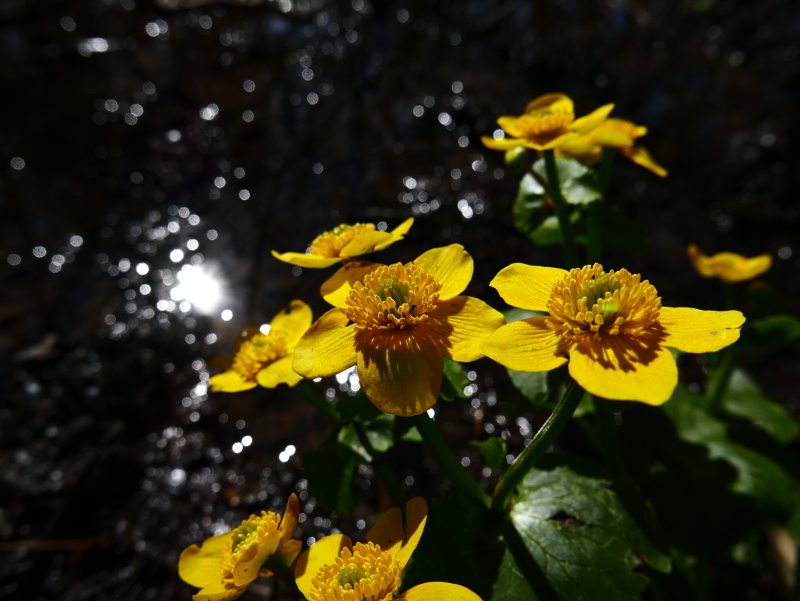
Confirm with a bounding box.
[345,263,440,330]
[309,223,377,258]
[220,512,282,579]
[232,332,288,382]
[308,542,401,601]
[516,109,572,142]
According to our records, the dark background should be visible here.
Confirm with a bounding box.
[1,0,798,599]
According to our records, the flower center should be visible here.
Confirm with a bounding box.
[546,264,661,342]
[232,332,288,382]
[309,223,376,258]
[345,263,440,330]
[219,511,282,579]
[516,109,572,142]
[308,542,401,601]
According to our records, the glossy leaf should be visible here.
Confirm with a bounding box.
[440,358,469,402]
[739,314,800,350]
[471,437,508,473]
[512,173,549,240]
[533,157,602,206]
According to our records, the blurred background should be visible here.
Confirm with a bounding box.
[1,0,798,599]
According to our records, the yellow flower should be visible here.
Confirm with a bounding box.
[271,218,414,269]
[292,245,506,416]
[209,300,312,392]
[557,118,668,177]
[179,494,301,601]
[480,263,745,405]
[481,93,614,152]
[294,497,482,601]
[687,244,772,283]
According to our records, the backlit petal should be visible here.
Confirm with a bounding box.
[270,250,342,269]
[179,532,233,588]
[374,217,414,251]
[356,328,443,416]
[396,497,427,570]
[481,136,526,150]
[340,231,393,258]
[429,296,506,362]
[620,145,668,178]
[532,131,581,150]
[294,534,353,599]
[366,507,404,559]
[660,307,745,353]
[398,582,483,601]
[232,531,280,587]
[293,309,357,378]
[192,580,245,601]
[490,264,567,311]
[256,357,301,388]
[480,317,567,372]
[279,493,300,542]
[525,93,574,117]
[321,261,383,307]
[569,103,615,134]
[269,300,313,347]
[412,244,473,301]
[209,370,257,393]
[589,127,634,148]
[568,338,677,405]
[497,116,525,138]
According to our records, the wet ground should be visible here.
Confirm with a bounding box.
[1,0,799,599]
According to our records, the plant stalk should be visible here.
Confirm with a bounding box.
[354,423,406,509]
[707,344,742,414]
[543,149,579,268]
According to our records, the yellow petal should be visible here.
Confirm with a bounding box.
[256,356,302,388]
[292,309,357,378]
[192,580,246,601]
[589,127,635,148]
[232,531,280,587]
[489,263,567,311]
[659,307,745,353]
[687,245,772,282]
[340,230,394,258]
[179,531,233,588]
[270,250,342,269]
[234,327,260,350]
[366,507,404,559]
[398,582,483,601]
[568,338,677,405]
[481,136,526,150]
[269,300,313,346]
[396,497,427,570]
[496,116,525,138]
[412,244,473,301]
[209,370,257,393]
[276,538,302,567]
[569,103,615,134]
[279,493,300,542]
[531,131,581,151]
[525,93,574,117]
[429,296,506,362]
[356,328,443,416]
[321,261,383,307]
[620,145,668,178]
[480,317,568,372]
[294,534,353,599]
[374,217,414,252]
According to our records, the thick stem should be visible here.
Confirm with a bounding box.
[491,380,585,513]
[707,344,742,414]
[543,149,579,269]
[587,148,615,265]
[412,412,490,508]
[294,381,342,424]
[354,423,406,509]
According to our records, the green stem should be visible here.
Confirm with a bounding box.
[294,381,342,424]
[587,148,615,265]
[543,149,579,268]
[412,412,489,508]
[491,380,585,513]
[262,555,300,593]
[707,345,742,414]
[354,423,406,509]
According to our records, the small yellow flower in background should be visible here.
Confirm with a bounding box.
[558,117,668,177]
[687,244,772,283]
[294,497,483,601]
[179,494,301,601]
[481,263,745,405]
[209,300,312,392]
[481,93,614,152]
[292,244,505,416]
[271,218,414,269]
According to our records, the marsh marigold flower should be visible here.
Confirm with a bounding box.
[481,93,614,152]
[558,117,668,177]
[292,245,505,416]
[179,494,301,601]
[480,263,745,405]
[271,218,414,269]
[294,497,482,601]
[209,300,312,392]
[687,244,772,283]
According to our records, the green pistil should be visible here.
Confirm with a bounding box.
[330,224,349,236]
[579,275,621,319]
[231,522,259,552]
[376,278,410,308]
[337,565,368,589]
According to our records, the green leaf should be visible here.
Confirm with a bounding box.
[335,390,382,423]
[502,466,671,601]
[507,369,548,405]
[440,357,469,402]
[337,424,372,461]
[336,414,396,462]
[471,437,508,473]
[740,314,800,350]
[400,425,423,442]
[301,437,357,514]
[512,173,549,240]
[528,212,584,247]
[722,369,800,445]
[533,157,602,206]
[502,307,546,323]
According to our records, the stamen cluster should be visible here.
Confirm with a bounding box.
[545,264,661,343]
[309,223,376,257]
[219,512,282,578]
[344,263,440,330]
[232,332,288,381]
[517,109,571,143]
[308,542,401,601]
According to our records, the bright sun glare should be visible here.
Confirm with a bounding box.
[169,265,223,314]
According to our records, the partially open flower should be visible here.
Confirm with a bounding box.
[481,263,745,405]
[292,245,505,416]
[179,494,301,601]
[209,300,312,392]
[271,218,414,269]
[481,93,614,152]
[688,244,772,283]
[294,497,482,601]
